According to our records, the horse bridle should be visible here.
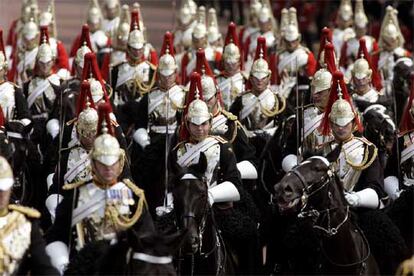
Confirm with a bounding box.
[290,165,349,237]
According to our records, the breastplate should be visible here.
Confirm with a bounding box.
[242,90,277,130]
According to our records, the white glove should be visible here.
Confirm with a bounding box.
[237,161,258,180]
[46,119,60,139]
[344,192,360,207]
[345,188,379,209]
[207,181,240,206]
[133,128,150,149]
[45,194,63,223]
[263,127,277,137]
[45,241,69,275]
[384,176,400,200]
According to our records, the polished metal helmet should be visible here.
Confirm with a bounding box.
[87,0,103,25]
[77,103,98,139]
[251,52,270,80]
[89,78,104,103]
[36,27,54,63]
[329,89,355,126]
[201,74,216,101]
[23,19,39,40]
[354,0,368,28]
[284,24,300,42]
[352,58,372,79]
[338,0,353,21]
[158,53,176,77]
[311,68,332,93]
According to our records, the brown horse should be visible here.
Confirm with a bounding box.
[274,156,379,275]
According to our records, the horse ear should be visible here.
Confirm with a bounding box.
[162,229,189,254]
[196,152,208,175]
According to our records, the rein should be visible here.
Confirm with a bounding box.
[290,167,349,237]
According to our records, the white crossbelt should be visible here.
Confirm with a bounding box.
[277,49,303,74]
[401,142,414,164]
[64,156,90,183]
[177,138,218,167]
[212,114,227,130]
[27,79,51,108]
[17,48,37,73]
[71,191,106,226]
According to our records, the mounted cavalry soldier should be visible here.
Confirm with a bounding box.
[339,0,378,77]
[180,6,222,84]
[196,49,257,180]
[243,2,278,72]
[101,0,121,39]
[131,32,186,216]
[207,8,223,54]
[38,0,70,80]
[10,16,40,85]
[107,4,130,69]
[0,156,59,275]
[271,8,316,100]
[111,10,156,134]
[350,39,386,113]
[23,26,61,190]
[216,22,247,110]
[230,38,286,158]
[332,0,355,57]
[69,0,110,68]
[0,30,32,140]
[282,68,334,173]
[371,6,411,95]
[45,103,153,275]
[173,0,197,55]
[172,72,260,274]
[319,70,387,210]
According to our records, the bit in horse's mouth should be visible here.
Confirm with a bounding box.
[278,198,300,212]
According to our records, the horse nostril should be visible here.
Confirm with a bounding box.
[285,185,293,195]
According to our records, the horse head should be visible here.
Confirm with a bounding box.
[363,104,396,166]
[171,153,209,255]
[274,157,344,215]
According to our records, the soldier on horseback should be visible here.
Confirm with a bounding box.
[0,156,58,275]
[230,37,285,158]
[130,31,186,216]
[45,103,153,274]
[111,10,156,134]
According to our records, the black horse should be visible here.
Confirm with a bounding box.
[65,228,186,275]
[170,154,235,275]
[362,104,396,169]
[274,157,379,275]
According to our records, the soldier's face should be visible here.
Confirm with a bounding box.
[352,75,371,93]
[355,26,367,38]
[192,37,207,50]
[312,88,330,110]
[259,20,272,33]
[251,75,269,93]
[285,39,300,52]
[79,134,96,151]
[330,121,354,142]
[93,160,121,184]
[224,60,240,75]
[37,60,54,76]
[383,37,398,51]
[127,46,144,61]
[188,121,210,141]
[24,35,39,50]
[158,72,176,89]
[0,189,11,210]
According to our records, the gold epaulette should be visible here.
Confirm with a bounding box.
[173,140,186,151]
[66,118,77,126]
[9,204,41,218]
[222,110,237,121]
[354,136,374,146]
[63,180,87,190]
[211,135,228,144]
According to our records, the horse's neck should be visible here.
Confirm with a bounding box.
[317,183,367,266]
[201,212,219,254]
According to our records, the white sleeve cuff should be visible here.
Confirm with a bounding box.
[208,181,240,205]
[237,160,258,179]
[46,241,69,275]
[282,154,298,173]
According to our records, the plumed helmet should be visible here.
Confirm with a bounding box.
[329,90,355,127]
[201,75,216,101]
[90,103,123,166]
[352,58,372,79]
[185,72,211,126]
[251,37,270,79]
[311,68,332,93]
[0,29,8,70]
[223,22,241,64]
[36,26,54,63]
[158,32,176,76]
[23,19,39,40]
[128,11,145,49]
[354,0,368,28]
[338,0,353,21]
[87,0,103,25]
